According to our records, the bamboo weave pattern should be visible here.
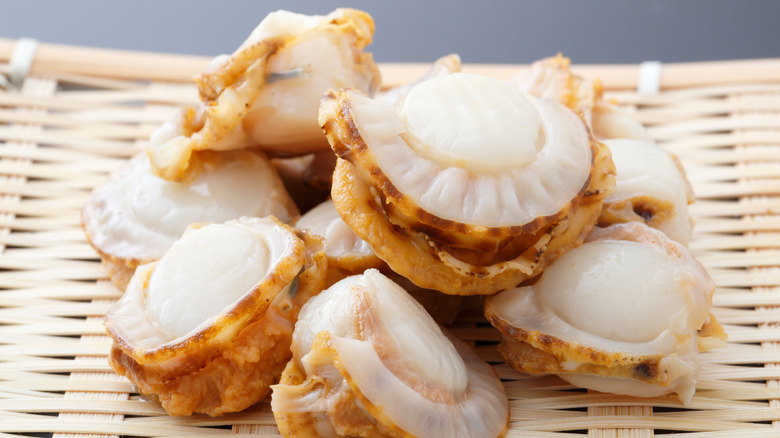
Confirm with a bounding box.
[0,51,779,437]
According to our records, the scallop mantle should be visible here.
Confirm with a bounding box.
[337,73,592,228]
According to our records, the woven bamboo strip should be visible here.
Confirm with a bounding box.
[734,90,780,429]
[1,38,780,89]
[48,88,181,438]
[1,380,132,394]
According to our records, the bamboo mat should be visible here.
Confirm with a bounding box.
[1,40,780,437]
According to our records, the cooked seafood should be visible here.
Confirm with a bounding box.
[591,100,653,141]
[515,54,652,141]
[82,150,298,291]
[599,138,695,245]
[104,217,326,416]
[296,198,464,324]
[295,198,383,285]
[376,53,462,103]
[322,72,615,295]
[484,222,726,404]
[513,54,601,124]
[271,269,509,438]
[146,8,381,181]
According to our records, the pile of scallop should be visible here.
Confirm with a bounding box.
[83,8,728,437]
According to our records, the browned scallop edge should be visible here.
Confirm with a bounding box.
[273,360,326,438]
[82,227,146,292]
[195,36,284,102]
[104,218,311,380]
[332,158,544,295]
[109,304,291,416]
[598,195,677,229]
[483,301,667,385]
[81,205,153,292]
[320,88,612,250]
[107,229,327,416]
[319,332,434,438]
[325,331,508,438]
[196,9,377,102]
[149,38,285,182]
[327,133,613,292]
[274,334,408,438]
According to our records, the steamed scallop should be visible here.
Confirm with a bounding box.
[271,269,509,438]
[515,54,652,141]
[295,198,464,324]
[484,222,727,404]
[147,8,381,181]
[295,198,383,285]
[513,54,601,124]
[599,139,695,245]
[104,217,326,416]
[321,72,615,295]
[82,150,298,291]
[591,100,653,141]
[376,53,462,103]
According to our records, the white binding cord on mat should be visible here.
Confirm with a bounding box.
[637,60,662,94]
[0,38,39,91]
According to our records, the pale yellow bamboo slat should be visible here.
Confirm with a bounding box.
[0,357,113,374]
[690,199,780,217]
[712,308,780,325]
[637,99,780,125]
[1,380,133,394]
[0,245,96,260]
[662,132,780,152]
[0,303,109,326]
[0,37,778,89]
[733,90,780,430]
[695,221,780,237]
[609,84,780,105]
[0,284,121,300]
[0,38,212,83]
[0,319,106,336]
[684,163,780,181]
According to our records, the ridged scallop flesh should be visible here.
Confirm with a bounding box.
[515,54,653,141]
[321,72,616,295]
[104,217,326,416]
[484,222,727,404]
[295,198,383,285]
[295,198,464,324]
[598,138,695,245]
[146,8,381,181]
[82,151,298,291]
[271,269,509,438]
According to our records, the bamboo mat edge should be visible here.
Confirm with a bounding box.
[1,38,780,89]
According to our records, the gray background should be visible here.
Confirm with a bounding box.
[1,0,779,64]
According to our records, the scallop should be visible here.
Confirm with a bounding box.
[513,54,601,124]
[146,8,381,181]
[82,150,298,291]
[598,138,695,245]
[295,198,383,285]
[271,269,509,438]
[104,217,327,416]
[321,72,615,295]
[484,222,727,404]
[376,53,462,103]
[515,54,652,141]
[591,100,653,141]
[295,198,464,324]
